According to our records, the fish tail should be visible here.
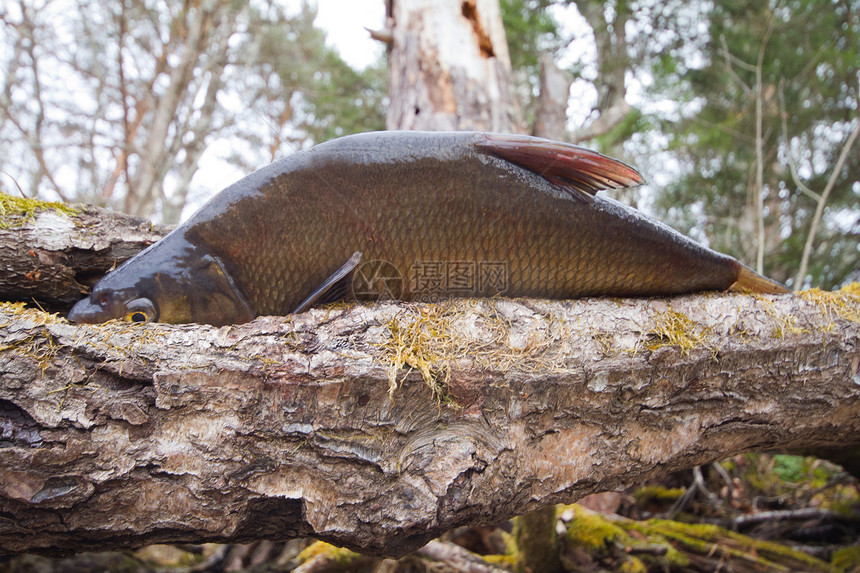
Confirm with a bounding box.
[730,264,790,294]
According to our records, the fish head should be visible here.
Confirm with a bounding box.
[68,283,159,324]
[68,235,254,326]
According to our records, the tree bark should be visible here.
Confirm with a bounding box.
[386,0,523,132]
[0,202,170,311]
[532,54,571,141]
[1,204,858,558]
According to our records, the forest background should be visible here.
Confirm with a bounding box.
[1,0,858,291]
[1,1,860,571]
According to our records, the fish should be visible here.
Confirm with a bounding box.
[67,131,788,326]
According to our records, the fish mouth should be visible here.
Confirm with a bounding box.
[68,297,109,324]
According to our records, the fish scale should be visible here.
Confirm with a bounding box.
[68,131,788,326]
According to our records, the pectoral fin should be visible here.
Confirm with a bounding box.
[292,252,363,314]
[191,254,255,325]
[477,133,644,199]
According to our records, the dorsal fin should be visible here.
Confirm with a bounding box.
[476,133,644,198]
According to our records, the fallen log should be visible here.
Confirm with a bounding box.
[0,195,858,557]
[0,194,169,311]
[1,286,858,556]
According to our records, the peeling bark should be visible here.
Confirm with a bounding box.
[386,0,523,131]
[1,276,858,556]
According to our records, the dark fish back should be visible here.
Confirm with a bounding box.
[189,132,741,314]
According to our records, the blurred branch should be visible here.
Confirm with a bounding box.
[532,54,571,140]
[0,201,170,309]
[752,10,776,275]
[793,117,860,288]
[572,0,633,143]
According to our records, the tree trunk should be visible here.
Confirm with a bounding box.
[1,206,858,557]
[571,0,634,144]
[386,0,523,132]
[532,54,572,140]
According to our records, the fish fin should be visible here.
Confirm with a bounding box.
[729,264,790,294]
[192,255,256,325]
[477,133,644,198]
[292,252,363,314]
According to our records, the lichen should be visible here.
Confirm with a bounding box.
[755,296,809,338]
[646,308,709,356]
[0,301,64,327]
[799,283,860,324]
[0,304,65,372]
[379,299,572,401]
[381,305,461,401]
[0,192,78,229]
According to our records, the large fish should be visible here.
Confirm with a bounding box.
[68,131,787,326]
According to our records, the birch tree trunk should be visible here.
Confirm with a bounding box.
[386,0,523,132]
[1,203,859,558]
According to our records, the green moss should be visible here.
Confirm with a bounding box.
[634,485,686,505]
[770,453,837,490]
[832,545,860,571]
[619,557,647,573]
[483,553,518,567]
[772,453,808,483]
[634,520,716,554]
[296,541,362,566]
[566,506,631,550]
[562,500,836,572]
[739,453,847,500]
[564,505,688,569]
[0,192,78,229]
[815,481,860,517]
[637,519,835,572]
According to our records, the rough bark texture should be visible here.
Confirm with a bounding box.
[386,0,522,131]
[1,201,859,558]
[0,202,170,311]
[1,277,859,557]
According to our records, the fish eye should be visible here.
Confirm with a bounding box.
[124,298,157,323]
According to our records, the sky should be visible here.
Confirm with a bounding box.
[312,0,387,70]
